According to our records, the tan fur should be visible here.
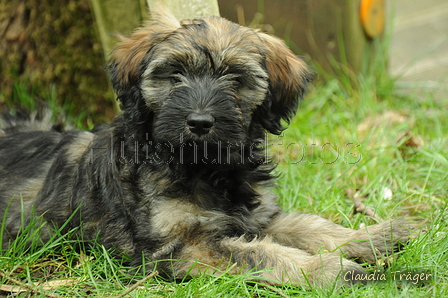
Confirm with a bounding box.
[110,9,180,86]
[150,199,221,238]
[5,158,53,205]
[264,213,410,262]
[261,33,311,104]
[16,179,45,201]
[66,131,94,161]
[173,235,362,287]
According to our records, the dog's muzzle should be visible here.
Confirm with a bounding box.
[186,112,215,136]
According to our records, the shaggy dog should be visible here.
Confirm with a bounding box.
[0,8,410,286]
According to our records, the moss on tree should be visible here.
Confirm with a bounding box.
[0,0,116,121]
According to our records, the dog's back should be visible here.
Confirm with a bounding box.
[0,107,92,246]
[0,106,71,136]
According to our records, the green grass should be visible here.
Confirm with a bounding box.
[1,49,447,298]
[4,81,100,130]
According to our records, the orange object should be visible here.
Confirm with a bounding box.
[360,0,385,38]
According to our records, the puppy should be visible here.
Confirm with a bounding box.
[0,8,410,287]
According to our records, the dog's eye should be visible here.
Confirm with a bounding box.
[170,71,183,84]
[231,75,244,87]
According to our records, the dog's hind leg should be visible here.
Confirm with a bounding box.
[263,213,411,263]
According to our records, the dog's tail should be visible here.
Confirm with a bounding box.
[0,106,70,136]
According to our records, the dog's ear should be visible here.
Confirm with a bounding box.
[255,33,314,135]
[107,7,180,111]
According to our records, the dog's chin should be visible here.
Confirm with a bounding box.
[185,130,246,146]
[152,127,246,148]
[174,145,248,168]
[150,130,249,167]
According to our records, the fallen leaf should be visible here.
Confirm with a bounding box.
[382,187,393,200]
[358,111,410,135]
[0,278,78,294]
[0,284,28,294]
[37,279,79,290]
[397,131,424,148]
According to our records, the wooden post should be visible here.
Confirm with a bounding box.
[218,0,384,75]
[146,0,220,20]
[89,0,148,59]
[306,0,368,74]
[89,0,221,58]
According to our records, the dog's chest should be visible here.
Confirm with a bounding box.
[149,199,224,237]
[146,186,280,242]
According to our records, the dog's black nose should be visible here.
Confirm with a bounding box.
[186,113,215,135]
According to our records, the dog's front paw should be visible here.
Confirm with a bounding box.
[304,253,368,287]
[343,218,412,263]
[255,252,367,288]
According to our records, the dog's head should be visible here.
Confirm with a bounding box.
[108,8,312,153]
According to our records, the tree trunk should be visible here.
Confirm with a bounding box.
[89,0,148,59]
[0,0,221,122]
[0,0,116,121]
